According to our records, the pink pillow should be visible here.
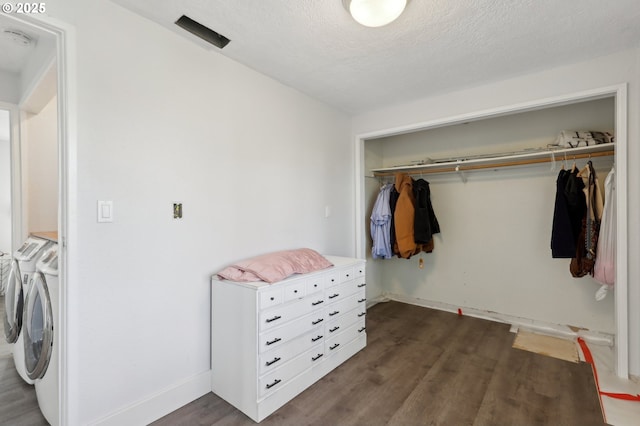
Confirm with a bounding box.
[217,248,333,283]
[216,267,263,282]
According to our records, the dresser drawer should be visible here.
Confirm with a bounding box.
[325,279,364,304]
[325,270,340,287]
[325,318,366,355]
[325,306,366,337]
[259,312,323,353]
[260,288,283,310]
[306,276,324,295]
[259,344,323,397]
[283,280,306,302]
[339,266,355,283]
[324,290,365,320]
[259,294,325,331]
[259,328,324,375]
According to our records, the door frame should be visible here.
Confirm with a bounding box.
[3,12,77,425]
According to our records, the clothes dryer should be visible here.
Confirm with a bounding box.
[23,244,59,426]
[3,236,51,384]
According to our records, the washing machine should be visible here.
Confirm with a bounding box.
[3,236,52,384]
[23,243,59,426]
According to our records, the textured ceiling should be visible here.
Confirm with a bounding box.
[62,1,640,113]
[111,0,640,113]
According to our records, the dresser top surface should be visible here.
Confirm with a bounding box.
[212,255,365,289]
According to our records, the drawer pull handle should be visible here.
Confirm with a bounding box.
[312,353,324,362]
[329,311,339,316]
[357,312,366,317]
[270,297,275,301]
[266,379,281,389]
[314,284,318,288]
[358,327,366,333]
[266,315,282,323]
[357,283,366,288]
[312,335,323,342]
[331,278,335,282]
[329,326,340,333]
[358,298,366,303]
[328,293,339,299]
[294,289,298,293]
[359,270,363,274]
[266,337,281,346]
[312,318,324,325]
[329,343,340,350]
[346,274,350,278]
[312,300,324,306]
[265,357,281,366]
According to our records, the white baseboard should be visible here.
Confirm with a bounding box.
[384,293,614,346]
[366,294,389,309]
[90,370,211,426]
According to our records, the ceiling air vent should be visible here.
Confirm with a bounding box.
[175,15,230,49]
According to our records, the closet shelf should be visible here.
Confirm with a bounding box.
[370,143,614,177]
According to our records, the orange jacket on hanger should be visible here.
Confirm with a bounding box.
[393,173,420,259]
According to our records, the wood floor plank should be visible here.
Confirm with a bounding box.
[0,295,48,426]
[475,343,605,426]
[0,354,48,425]
[386,315,506,425]
[153,301,606,426]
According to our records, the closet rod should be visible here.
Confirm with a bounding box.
[371,149,614,177]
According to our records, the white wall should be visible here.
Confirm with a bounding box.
[0,70,20,104]
[353,48,640,376]
[19,35,56,102]
[46,0,353,424]
[0,110,10,252]
[365,99,615,334]
[22,95,58,233]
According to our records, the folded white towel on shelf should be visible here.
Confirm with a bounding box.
[555,130,614,148]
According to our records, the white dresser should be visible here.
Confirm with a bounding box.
[211,256,366,422]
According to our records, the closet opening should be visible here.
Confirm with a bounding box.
[354,85,628,379]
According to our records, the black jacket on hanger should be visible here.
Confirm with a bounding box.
[564,168,586,249]
[389,185,400,254]
[551,169,576,258]
[413,178,440,245]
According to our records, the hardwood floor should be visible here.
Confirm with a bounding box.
[154,301,606,426]
[0,298,605,425]
[0,295,49,425]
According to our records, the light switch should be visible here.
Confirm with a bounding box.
[98,200,113,223]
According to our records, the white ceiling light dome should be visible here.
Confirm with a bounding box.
[344,0,408,27]
[2,28,33,46]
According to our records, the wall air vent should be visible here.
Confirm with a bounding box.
[175,15,230,49]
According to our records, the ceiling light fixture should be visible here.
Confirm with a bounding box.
[343,0,408,28]
[2,29,33,46]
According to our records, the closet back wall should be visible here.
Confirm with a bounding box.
[365,98,615,334]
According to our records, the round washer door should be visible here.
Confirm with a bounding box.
[23,271,53,380]
[3,259,23,343]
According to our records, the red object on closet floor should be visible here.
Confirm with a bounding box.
[577,338,640,402]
